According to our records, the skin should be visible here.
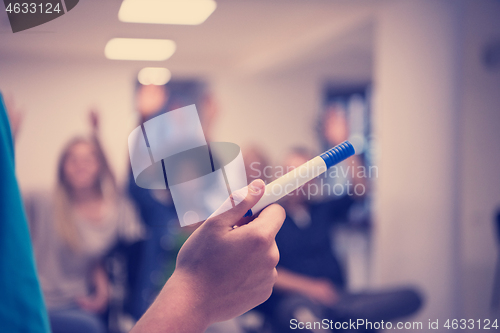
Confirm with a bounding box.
[275,269,339,307]
[324,107,348,146]
[131,179,286,333]
[243,145,272,184]
[63,141,110,313]
[63,142,100,194]
[136,84,168,121]
[323,107,367,194]
[64,142,104,222]
[4,93,23,140]
[76,265,109,313]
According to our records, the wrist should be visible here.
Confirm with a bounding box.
[132,270,211,333]
[163,270,212,329]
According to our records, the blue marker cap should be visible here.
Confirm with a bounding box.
[244,140,355,218]
[320,141,355,169]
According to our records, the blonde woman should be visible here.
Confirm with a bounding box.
[24,136,144,333]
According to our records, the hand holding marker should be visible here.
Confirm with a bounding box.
[245,141,355,217]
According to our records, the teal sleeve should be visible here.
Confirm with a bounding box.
[0,93,50,333]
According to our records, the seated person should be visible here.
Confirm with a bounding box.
[126,81,213,318]
[24,136,144,333]
[258,148,422,332]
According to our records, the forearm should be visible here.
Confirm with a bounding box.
[275,268,317,294]
[94,265,109,301]
[130,271,210,333]
[275,268,339,306]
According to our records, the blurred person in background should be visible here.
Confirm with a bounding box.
[321,104,368,199]
[126,80,218,319]
[19,113,144,333]
[257,148,422,332]
[243,145,274,185]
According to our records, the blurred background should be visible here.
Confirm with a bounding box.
[1,0,500,332]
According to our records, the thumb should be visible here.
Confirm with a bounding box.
[207,179,266,227]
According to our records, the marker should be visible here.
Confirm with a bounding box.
[245,141,355,217]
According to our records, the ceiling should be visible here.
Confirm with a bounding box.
[0,0,375,77]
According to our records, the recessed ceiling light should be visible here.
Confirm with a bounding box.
[104,38,176,61]
[138,67,172,85]
[118,0,217,25]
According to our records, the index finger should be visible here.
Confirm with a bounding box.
[247,203,286,237]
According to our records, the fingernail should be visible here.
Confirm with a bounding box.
[249,179,265,195]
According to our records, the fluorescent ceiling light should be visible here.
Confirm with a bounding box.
[138,67,172,85]
[119,0,217,25]
[105,38,176,61]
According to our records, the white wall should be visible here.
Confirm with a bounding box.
[373,0,500,328]
[460,0,500,319]
[373,0,463,326]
